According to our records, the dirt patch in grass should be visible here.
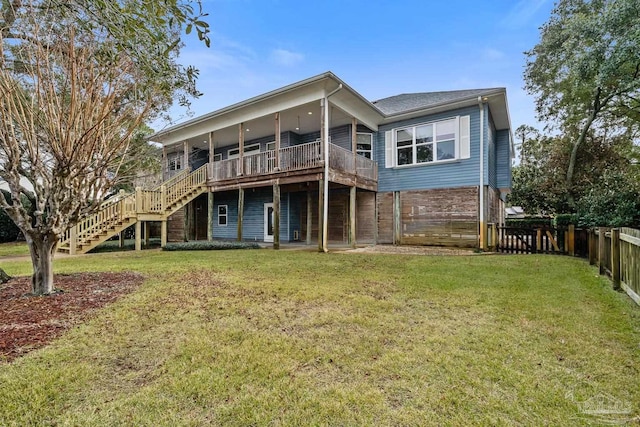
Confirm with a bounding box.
[346,244,481,256]
[0,272,145,362]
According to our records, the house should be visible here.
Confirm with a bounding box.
[58,72,513,254]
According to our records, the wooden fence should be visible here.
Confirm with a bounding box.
[589,227,640,306]
[495,225,588,256]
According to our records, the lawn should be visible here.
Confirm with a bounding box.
[0,241,29,257]
[0,248,639,425]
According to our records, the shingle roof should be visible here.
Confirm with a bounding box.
[372,88,504,116]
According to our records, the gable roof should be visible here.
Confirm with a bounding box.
[372,88,505,116]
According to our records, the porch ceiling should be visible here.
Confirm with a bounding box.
[171,100,361,152]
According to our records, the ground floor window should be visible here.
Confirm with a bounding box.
[218,205,228,226]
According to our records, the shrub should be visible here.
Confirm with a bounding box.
[162,241,261,251]
[553,214,578,228]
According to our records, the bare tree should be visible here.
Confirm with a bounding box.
[0,1,209,295]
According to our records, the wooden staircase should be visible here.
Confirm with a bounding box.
[58,165,208,254]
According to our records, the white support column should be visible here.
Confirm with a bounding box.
[238,123,244,176]
[275,113,281,170]
[208,131,215,164]
[322,97,330,252]
[183,140,189,172]
[162,146,168,180]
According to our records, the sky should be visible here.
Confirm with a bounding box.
[161,0,557,133]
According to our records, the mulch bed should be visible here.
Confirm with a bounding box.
[0,272,145,363]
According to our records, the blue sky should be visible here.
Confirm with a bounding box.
[165,0,555,132]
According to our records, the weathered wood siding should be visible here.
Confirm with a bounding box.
[167,207,185,242]
[300,189,350,243]
[398,187,479,247]
[356,191,376,243]
[376,192,394,244]
[487,186,501,225]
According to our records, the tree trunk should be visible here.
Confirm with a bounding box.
[26,233,58,295]
[565,113,597,210]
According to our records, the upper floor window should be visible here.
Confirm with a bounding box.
[396,118,456,166]
[356,133,373,159]
[385,116,469,168]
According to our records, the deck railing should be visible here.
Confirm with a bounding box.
[207,140,377,182]
[329,143,377,180]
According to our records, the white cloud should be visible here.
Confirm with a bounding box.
[482,48,506,61]
[502,0,550,29]
[270,49,304,67]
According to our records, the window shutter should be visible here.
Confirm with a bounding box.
[385,130,395,168]
[459,115,470,159]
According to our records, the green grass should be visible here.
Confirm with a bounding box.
[1,251,639,425]
[0,242,29,257]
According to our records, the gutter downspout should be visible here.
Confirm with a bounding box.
[322,84,343,252]
[478,96,486,250]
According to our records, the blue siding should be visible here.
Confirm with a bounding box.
[211,189,294,241]
[496,129,512,189]
[288,192,303,240]
[376,106,482,192]
[299,124,352,150]
[487,110,497,188]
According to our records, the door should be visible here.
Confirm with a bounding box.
[264,203,274,242]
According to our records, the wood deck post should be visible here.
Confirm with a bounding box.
[349,186,356,248]
[568,224,575,256]
[144,222,150,247]
[119,230,125,249]
[161,220,167,248]
[273,182,280,250]
[135,221,142,251]
[536,229,542,254]
[352,117,357,172]
[318,178,324,252]
[183,140,189,172]
[208,131,215,164]
[598,227,606,275]
[237,188,244,241]
[184,202,193,241]
[275,113,281,170]
[393,191,401,245]
[69,224,77,255]
[162,146,168,180]
[611,228,621,290]
[207,192,214,241]
[306,189,312,245]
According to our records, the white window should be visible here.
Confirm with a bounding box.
[228,143,260,159]
[168,154,182,171]
[266,141,276,151]
[390,117,466,168]
[356,133,373,159]
[218,205,228,226]
[212,153,222,162]
[245,143,260,154]
[228,148,239,159]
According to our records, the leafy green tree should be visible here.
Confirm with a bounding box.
[0,0,209,295]
[509,125,640,226]
[524,0,640,208]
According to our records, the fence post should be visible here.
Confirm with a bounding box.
[491,223,498,251]
[598,227,606,276]
[568,224,575,256]
[611,228,621,290]
[536,229,542,254]
[588,229,596,265]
